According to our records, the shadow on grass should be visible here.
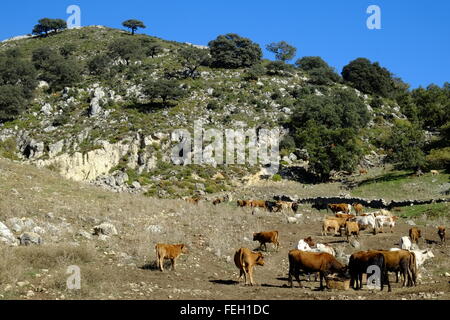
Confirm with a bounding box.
[140,260,173,271]
[209,279,239,286]
[354,172,412,188]
[124,101,171,113]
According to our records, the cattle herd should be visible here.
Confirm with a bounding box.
[155,199,446,292]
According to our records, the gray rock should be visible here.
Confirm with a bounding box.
[0,222,18,246]
[406,220,416,226]
[19,232,43,246]
[350,239,360,249]
[131,181,141,189]
[48,140,64,157]
[93,223,118,236]
[114,172,129,186]
[41,103,53,116]
[76,229,93,240]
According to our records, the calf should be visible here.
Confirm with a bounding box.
[155,244,188,272]
[288,250,346,290]
[328,203,350,214]
[352,203,364,215]
[322,219,340,236]
[376,215,397,233]
[345,221,360,242]
[356,214,377,234]
[430,170,439,176]
[348,251,391,292]
[438,226,446,244]
[409,227,421,245]
[371,250,417,287]
[276,201,299,213]
[400,236,412,250]
[253,231,279,252]
[234,248,265,286]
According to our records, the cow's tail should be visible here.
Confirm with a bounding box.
[274,231,279,247]
[409,251,417,286]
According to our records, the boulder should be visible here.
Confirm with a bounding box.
[0,222,18,246]
[93,223,118,236]
[19,232,43,246]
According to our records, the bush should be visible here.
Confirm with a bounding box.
[208,33,262,69]
[342,58,401,98]
[108,38,144,65]
[266,61,295,77]
[296,57,341,85]
[143,79,186,105]
[426,147,450,170]
[272,174,283,182]
[178,46,210,78]
[87,54,112,76]
[243,63,265,81]
[0,85,27,121]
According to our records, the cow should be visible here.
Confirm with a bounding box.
[276,201,299,213]
[409,227,421,245]
[303,236,315,248]
[265,201,282,212]
[371,250,417,287]
[345,221,360,242]
[356,214,377,234]
[248,200,267,209]
[234,248,265,286]
[253,231,279,252]
[185,197,201,205]
[390,248,434,282]
[359,169,368,175]
[155,244,188,272]
[335,213,356,221]
[212,195,230,205]
[375,215,398,233]
[438,226,446,244]
[430,170,439,176]
[352,203,364,215]
[328,203,350,214]
[400,236,412,250]
[287,250,346,290]
[322,219,340,236]
[237,200,250,207]
[348,251,391,292]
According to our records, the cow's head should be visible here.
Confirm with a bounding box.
[253,233,259,241]
[180,244,188,254]
[256,253,265,266]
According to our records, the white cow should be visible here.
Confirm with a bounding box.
[400,236,412,250]
[375,215,397,233]
[297,239,311,251]
[356,215,377,233]
[296,240,336,256]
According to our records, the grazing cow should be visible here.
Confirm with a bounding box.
[352,203,364,215]
[212,195,229,205]
[265,201,282,212]
[276,201,299,213]
[359,169,368,175]
[375,215,398,233]
[155,244,188,272]
[409,227,422,245]
[430,170,439,176]
[348,251,391,292]
[345,221,360,242]
[400,236,412,250]
[185,197,201,205]
[438,226,446,244]
[371,250,417,287]
[322,219,340,236]
[248,200,267,209]
[356,214,377,234]
[253,231,279,252]
[328,203,351,214]
[237,200,250,207]
[234,248,265,286]
[287,250,346,290]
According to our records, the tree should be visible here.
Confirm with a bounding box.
[0,85,26,121]
[208,33,262,69]
[384,120,426,170]
[243,63,266,81]
[60,43,77,57]
[108,38,144,65]
[32,18,66,36]
[122,19,146,35]
[266,61,295,77]
[178,46,210,78]
[143,79,186,104]
[139,38,163,58]
[87,54,112,76]
[32,47,81,91]
[410,83,450,129]
[296,57,341,85]
[266,41,297,62]
[342,58,401,98]
[0,50,37,98]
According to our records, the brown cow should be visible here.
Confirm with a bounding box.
[234,248,265,286]
[359,169,368,175]
[155,244,188,272]
[304,236,315,248]
[409,227,422,245]
[328,203,350,214]
[237,200,250,207]
[335,213,356,221]
[248,200,267,209]
[348,251,391,292]
[322,219,340,236]
[352,203,364,215]
[185,197,200,205]
[276,201,299,213]
[213,195,230,205]
[438,226,446,244]
[287,250,346,290]
[370,250,417,287]
[253,231,279,251]
[345,221,360,242]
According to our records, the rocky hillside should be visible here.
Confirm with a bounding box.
[0,26,440,198]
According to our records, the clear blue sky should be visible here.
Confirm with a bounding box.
[1,0,449,89]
